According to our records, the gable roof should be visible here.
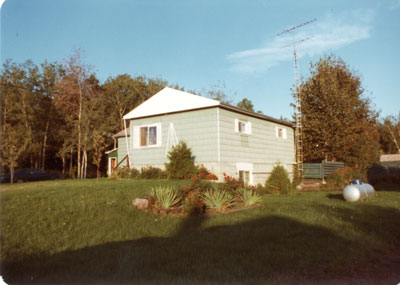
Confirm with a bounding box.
[123,87,219,120]
[123,87,293,128]
[113,128,130,138]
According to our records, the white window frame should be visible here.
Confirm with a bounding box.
[234,119,252,135]
[236,162,254,186]
[275,126,287,139]
[133,123,162,149]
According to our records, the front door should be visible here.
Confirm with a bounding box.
[111,158,116,173]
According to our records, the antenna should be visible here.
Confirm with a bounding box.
[277,19,316,184]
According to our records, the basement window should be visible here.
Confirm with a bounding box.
[239,170,251,186]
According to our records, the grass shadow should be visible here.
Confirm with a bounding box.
[2,203,400,284]
[326,193,345,200]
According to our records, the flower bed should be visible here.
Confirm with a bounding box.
[133,172,262,217]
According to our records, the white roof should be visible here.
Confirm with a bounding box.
[123,87,220,120]
[380,154,400,162]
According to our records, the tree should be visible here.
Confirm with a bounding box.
[103,74,167,132]
[299,55,380,168]
[202,81,234,104]
[236,98,255,112]
[379,113,400,154]
[0,60,33,181]
[55,49,95,179]
[165,141,197,179]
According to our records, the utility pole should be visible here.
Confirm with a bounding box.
[277,19,316,184]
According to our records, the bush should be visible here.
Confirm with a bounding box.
[237,188,262,206]
[165,141,197,179]
[182,190,204,215]
[139,166,167,179]
[202,189,234,212]
[109,167,139,179]
[265,164,293,194]
[178,177,214,201]
[322,166,367,191]
[150,186,181,209]
[218,173,243,195]
[196,165,219,180]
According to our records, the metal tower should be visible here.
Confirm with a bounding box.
[277,19,316,182]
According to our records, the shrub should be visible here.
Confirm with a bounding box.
[292,165,302,188]
[139,166,167,179]
[178,177,214,201]
[201,189,234,212]
[218,173,243,195]
[129,168,140,178]
[321,166,368,190]
[109,167,139,179]
[196,165,219,180]
[253,183,267,195]
[237,188,262,206]
[182,190,204,215]
[265,164,293,194]
[150,186,181,209]
[165,141,197,179]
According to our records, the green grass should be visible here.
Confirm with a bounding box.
[1,179,399,284]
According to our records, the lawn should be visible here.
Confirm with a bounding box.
[1,179,399,284]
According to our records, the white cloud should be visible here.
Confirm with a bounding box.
[227,9,374,74]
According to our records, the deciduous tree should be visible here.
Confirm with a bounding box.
[236,98,255,112]
[299,55,380,168]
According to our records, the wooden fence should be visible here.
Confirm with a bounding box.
[303,161,344,179]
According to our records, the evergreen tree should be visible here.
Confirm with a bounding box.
[165,141,197,179]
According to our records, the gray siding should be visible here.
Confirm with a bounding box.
[218,108,295,184]
[118,106,295,184]
[219,108,294,164]
[129,108,219,170]
[117,137,129,167]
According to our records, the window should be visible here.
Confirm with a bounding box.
[275,127,287,139]
[140,126,158,146]
[235,119,251,134]
[239,170,250,186]
[134,123,162,148]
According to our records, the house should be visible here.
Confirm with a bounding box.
[106,128,130,176]
[380,154,400,167]
[106,87,295,185]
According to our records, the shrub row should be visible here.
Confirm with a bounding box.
[109,166,168,180]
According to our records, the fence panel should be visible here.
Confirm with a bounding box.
[322,161,344,178]
[303,161,344,179]
[303,163,323,179]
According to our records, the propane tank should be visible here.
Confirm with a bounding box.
[343,180,375,202]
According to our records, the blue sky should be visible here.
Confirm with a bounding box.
[1,0,399,119]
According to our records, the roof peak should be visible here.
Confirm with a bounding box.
[123,87,220,120]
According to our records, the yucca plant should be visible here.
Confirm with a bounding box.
[237,188,262,206]
[202,189,234,212]
[150,186,181,209]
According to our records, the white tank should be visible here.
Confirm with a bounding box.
[343,182,375,202]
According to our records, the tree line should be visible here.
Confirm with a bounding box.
[1,52,399,181]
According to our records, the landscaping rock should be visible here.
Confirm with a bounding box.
[132,198,149,210]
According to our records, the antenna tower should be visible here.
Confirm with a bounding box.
[277,19,316,183]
